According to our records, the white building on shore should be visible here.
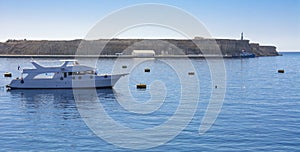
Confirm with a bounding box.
[131,50,155,57]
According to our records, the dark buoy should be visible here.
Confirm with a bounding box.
[215,85,218,89]
[6,85,11,91]
[122,65,127,68]
[4,72,12,77]
[188,72,195,75]
[136,84,147,89]
[278,69,284,73]
[144,68,150,72]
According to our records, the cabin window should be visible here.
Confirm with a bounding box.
[64,72,67,78]
[68,72,72,76]
[72,72,85,75]
[71,71,94,75]
[86,70,95,74]
[33,73,55,79]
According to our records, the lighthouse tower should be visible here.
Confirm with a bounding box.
[241,32,244,40]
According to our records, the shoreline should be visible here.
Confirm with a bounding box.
[0,54,234,58]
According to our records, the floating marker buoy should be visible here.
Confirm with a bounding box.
[136,84,147,89]
[188,72,195,75]
[215,85,218,89]
[278,69,284,73]
[122,65,127,68]
[4,72,12,77]
[144,68,150,72]
[6,85,11,91]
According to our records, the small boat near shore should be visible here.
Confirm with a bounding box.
[233,51,256,58]
[6,60,128,89]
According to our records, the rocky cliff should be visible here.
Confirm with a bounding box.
[0,38,279,56]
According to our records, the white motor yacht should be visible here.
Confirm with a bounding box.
[7,60,127,89]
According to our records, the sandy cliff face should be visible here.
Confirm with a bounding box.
[0,39,279,56]
[0,40,81,55]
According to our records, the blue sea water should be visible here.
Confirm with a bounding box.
[0,52,299,151]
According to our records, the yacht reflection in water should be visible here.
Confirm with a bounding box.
[9,89,116,114]
[10,89,115,102]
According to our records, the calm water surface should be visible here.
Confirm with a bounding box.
[0,52,299,151]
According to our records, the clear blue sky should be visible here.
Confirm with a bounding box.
[0,0,299,51]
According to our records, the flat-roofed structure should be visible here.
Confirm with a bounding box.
[132,50,155,57]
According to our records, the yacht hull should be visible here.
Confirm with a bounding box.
[8,74,126,89]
